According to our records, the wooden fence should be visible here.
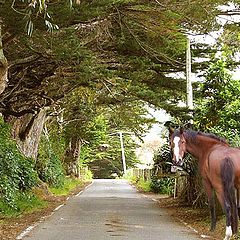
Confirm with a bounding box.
[131,168,153,181]
[130,168,187,198]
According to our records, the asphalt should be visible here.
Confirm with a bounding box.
[21,179,202,240]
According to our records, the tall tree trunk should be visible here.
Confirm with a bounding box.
[0,17,8,94]
[10,108,47,159]
[64,137,81,177]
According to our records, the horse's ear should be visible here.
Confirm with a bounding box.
[180,127,184,134]
[169,126,174,134]
[184,122,192,129]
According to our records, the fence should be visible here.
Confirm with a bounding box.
[131,168,153,181]
[130,167,187,198]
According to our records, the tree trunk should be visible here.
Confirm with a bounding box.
[0,17,8,94]
[10,108,47,159]
[64,137,81,177]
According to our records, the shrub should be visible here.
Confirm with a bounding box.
[150,176,174,195]
[36,135,65,188]
[0,120,38,209]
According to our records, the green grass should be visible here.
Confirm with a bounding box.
[129,176,152,192]
[0,178,88,219]
[0,193,48,218]
[49,177,85,196]
[137,179,152,192]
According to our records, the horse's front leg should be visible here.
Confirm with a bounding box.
[203,179,216,231]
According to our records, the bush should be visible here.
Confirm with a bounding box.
[0,120,38,209]
[150,176,174,195]
[37,153,65,188]
[152,143,172,175]
[36,135,65,188]
[0,192,47,217]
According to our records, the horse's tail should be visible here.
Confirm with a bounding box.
[221,157,238,234]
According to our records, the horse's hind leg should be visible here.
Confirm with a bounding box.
[215,190,233,240]
[203,179,216,231]
[209,191,217,231]
[224,201,233,240]
[220,158,238,239]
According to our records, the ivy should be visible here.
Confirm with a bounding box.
[37,130,65,188]
[0,119,38,209]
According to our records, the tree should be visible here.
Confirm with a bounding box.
[81,114,139,178]
[195,59,240,131]
[1,0,232,121]
[0,18,7,94]
[2,0,240,179]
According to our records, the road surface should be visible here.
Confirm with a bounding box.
[21,179,202,240]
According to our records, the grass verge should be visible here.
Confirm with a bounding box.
[0,178,87,219]
[0,193,48,218]
[49,177,85,196]
[130,176,152,192]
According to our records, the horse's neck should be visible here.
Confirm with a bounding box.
[186,136,220,160]
[186,142,202,159]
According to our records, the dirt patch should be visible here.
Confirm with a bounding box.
[0,182,90,240]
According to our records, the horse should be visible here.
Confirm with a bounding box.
[169,127,240,240]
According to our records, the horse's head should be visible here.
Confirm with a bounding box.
[169,127,186,166]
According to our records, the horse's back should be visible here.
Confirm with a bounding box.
[207,145,240,187]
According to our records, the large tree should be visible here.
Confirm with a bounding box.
[1,0,240,161]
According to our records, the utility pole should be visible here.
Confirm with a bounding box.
[110,131,132,175]
[119,132,127,175]
[186,36,193,122]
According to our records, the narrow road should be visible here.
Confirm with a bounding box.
[22,179,202,240]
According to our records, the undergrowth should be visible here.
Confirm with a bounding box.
[129,174,174,195]
[49,177,85,196]
[0,119,38,209]
[0,193,47,218]
[130,176,152,192]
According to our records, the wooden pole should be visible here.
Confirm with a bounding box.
[186,37,193,121]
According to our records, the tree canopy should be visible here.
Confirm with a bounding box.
[1,0,240,189]
[2,0,234,121]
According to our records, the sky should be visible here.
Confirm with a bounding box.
[144,108,170,142]
[135,108,170,168]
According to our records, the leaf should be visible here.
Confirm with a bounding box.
[26,19,34,36]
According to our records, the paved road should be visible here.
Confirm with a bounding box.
[22,179,202,240]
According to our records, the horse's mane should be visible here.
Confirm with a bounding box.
[185,130,227,144]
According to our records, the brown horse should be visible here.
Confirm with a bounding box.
[169,127,240,240]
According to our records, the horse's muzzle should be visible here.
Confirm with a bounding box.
[172,158,183,166]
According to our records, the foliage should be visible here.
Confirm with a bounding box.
[3,0,240,213]
[2,0,231,122]
[178,155,208,208]
[0,192,47,218]
[130,176,152,192]
[137,179,152,192]
[173,57,240,207]
[208,127,240,147]
[194,57,240,143]
[36,129,65,188]
[152,143,172,174]
[195,59,240,131]
[0,119,38,209]
[49,177,85,196]
[150,176,174,195]
[81,114,140,178]
[150,144,174,195]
